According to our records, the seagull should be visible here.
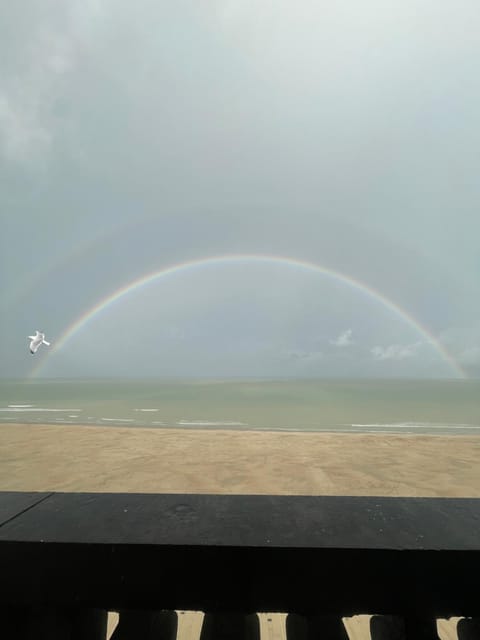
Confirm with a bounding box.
[28,331,51,355]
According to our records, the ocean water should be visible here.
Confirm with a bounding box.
[0,378,479,435]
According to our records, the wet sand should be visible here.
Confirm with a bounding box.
[1,424,475,639]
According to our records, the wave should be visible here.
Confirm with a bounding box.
[349,422,480,429]
[177,420,248,427]
[0,407,82,413]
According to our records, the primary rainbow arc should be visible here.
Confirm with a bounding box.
[30,254,466,379]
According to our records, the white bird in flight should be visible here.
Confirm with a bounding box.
[28,331,50,355]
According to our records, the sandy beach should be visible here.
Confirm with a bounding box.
[1,423,474,639]
[2,423,480,496]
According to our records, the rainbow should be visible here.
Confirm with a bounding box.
[30,254,467,378]
[4,216,152,311]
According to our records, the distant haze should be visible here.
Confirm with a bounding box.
[1,1,479,378]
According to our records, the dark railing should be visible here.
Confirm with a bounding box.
[1,491,480,639]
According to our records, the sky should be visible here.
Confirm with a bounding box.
[1,0,479,379]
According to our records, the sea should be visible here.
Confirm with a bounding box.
[0,378,479,435]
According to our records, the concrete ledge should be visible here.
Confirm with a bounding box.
[0,492,479,616]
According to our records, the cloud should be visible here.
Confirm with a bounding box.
[330,329,353,347]
[0,94,52,163]
[371,341,422,361]
[0,30,69,164]
[0,3,106,165]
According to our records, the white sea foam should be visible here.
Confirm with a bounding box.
[345,423,480,434]
[0,407,82,413]
[100,418,134,423]
[349,422,480,429]
[134,408,159,412]
[8,404,34,408]
[177,420,248,427]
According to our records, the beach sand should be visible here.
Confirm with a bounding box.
[2,423,480,496]
[1,423,475,639]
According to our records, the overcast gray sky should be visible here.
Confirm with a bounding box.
[1,0,479,378]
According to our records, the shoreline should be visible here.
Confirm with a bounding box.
[2,420,480,436]
[2,422,480,497]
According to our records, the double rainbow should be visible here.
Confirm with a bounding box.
[30,254,466,378]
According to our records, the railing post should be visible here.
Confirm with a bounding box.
[404,615,439,639]
[200,612,260,640]
[285,613,349,639]
[370,615,405,639]
[0,606,108,640]
[370,614,440,639]
[110,609,178,640]
[1,606,29,639]
[457,617,480,639]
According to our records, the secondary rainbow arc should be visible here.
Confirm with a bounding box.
[30,254,466,378]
